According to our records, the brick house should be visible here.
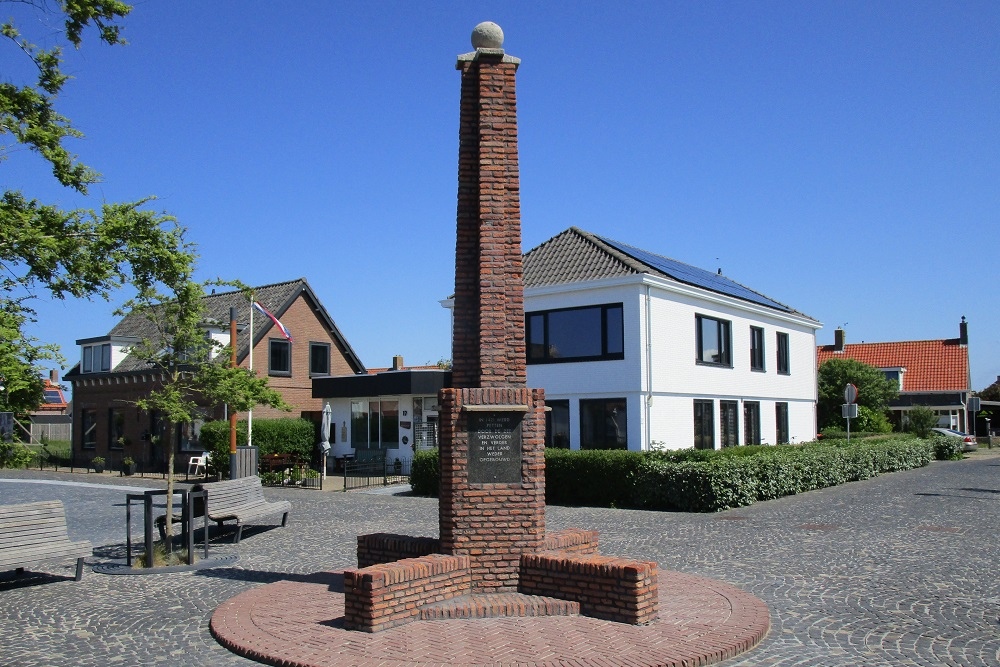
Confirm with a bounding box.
[816,319,972,431]
[65,278,365,472]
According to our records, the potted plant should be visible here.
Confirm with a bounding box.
[91,456,106,473]
[121,456,137,476]
[301,468,321,488]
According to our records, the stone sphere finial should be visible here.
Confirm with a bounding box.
[471,22,504,49]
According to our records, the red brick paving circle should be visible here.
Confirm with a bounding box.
[210,569,770,667]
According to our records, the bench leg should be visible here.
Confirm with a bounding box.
[232,525,243,544]
[281,512,288,527]
[75,557,85,581]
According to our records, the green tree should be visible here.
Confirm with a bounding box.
[978,380,1000,403]
[817,358,899,430]
[122,272,289,544]
[2,1,189,412]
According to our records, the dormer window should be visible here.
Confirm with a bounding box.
[82,343,111,373]
[882,367,905,390]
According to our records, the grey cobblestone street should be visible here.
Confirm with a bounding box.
[1,452,998,667]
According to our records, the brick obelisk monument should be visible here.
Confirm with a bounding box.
[342,23,658,632]
[438,21,546,591]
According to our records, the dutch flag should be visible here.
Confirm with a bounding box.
[253,301,292,342]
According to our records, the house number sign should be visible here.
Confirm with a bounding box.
[468,412,522,484]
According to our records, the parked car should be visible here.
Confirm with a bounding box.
[930,428,978,452]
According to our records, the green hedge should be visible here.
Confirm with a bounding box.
[410,449,440,497]
[408,436,934,512]
[201,418,315,479]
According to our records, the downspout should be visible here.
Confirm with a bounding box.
[645,284,653,450]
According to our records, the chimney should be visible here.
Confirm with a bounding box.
[49,369,59,383]
[392,355,404,371]
[959,316,968,346]
[834,328,845,352]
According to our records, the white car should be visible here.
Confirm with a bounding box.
[930,428,978,452]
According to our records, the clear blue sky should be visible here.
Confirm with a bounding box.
[9,1,999,392]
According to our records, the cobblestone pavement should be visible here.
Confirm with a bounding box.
[1,452,999,667]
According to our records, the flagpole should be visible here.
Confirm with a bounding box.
[248,297,254,449]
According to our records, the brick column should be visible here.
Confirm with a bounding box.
[452,41,525,389]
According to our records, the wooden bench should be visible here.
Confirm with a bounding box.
[0,500,92,581]
[200,476,291,544]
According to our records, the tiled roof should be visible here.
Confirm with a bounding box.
[70,278,365,376]
[523,227,815,320]
[816,339,969,392]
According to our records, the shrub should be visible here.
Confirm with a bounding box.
[410,449,439,496]
[905,406,938,438]
[201,418,314,479]
[854,406,894,433]
[928,433,964,461]
[545,449,647,508]
[0,441,34,469]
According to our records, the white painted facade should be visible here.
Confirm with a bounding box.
[525,273,821,451]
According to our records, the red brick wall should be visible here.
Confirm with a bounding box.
[242,294,356,419]
[357,533,441,568]
[542,528,600,555]
[343,554,471,632]
[452,53,526,390]
[438,386,546,591]
[520,553,659,625]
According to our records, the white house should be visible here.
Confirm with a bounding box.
[520,227,821,451]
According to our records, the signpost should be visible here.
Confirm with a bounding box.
[842,384,858,443]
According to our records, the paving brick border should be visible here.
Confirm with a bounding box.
[210,568,770,667]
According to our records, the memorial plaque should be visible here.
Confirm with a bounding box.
[468,412,522,484]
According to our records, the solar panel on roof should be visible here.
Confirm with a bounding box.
[596,235,793,313]
[43,390,63,403]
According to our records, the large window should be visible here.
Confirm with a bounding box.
[776,332,790,375]
[720,400,739,448]
[776,402,789,444]
[527,303,624,364]
[579,398,627,449]
[545,400,570,448]
[350,399,399,449]
[81,409,98,449]
[309,342,330,376]
[269,338,291,376]
[750,326,765,371]
[693,400,714,450]
[696,315,732,367]
[744,401,761,445]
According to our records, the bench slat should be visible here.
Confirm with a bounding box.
[0,501,91,580]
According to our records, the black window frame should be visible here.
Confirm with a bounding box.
[720,400,740,448]
[545,399,570,449]
[776,402,789,444]
[750,326,765,371]
[526,303,625,365]
[695,314,732,367]
[309,341,331,377]
[776,332,790,375]
[744,401,761,445]
[268,338,292,377]
[694,399,715,450]
[579,398,627,450]
[81,409,98,449]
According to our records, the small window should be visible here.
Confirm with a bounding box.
[526,303,624,364]
[109,408,125,449]
[269,339,291,376]
[720,400,739,448]
[82,346,93,373]
[309,342,330,376]
[776,332,790,375]
[744,402,761,445]
[696,315,732,367]
[579,398,627,449]
[545,400,570,448]
[776,402,789,444]
[694,400,714,450]
[81,409,98,449]
[100,343,111,372]
[750,326,765,371]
